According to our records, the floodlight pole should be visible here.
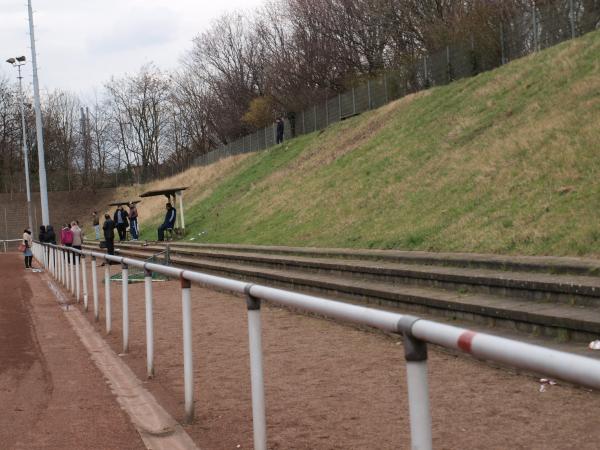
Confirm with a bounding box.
[7,59,34,232]
[27,0,50,226]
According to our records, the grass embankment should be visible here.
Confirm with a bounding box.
[137,30,600,256]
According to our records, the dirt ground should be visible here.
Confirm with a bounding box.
[0,254,145,449]
[72,261,600,450]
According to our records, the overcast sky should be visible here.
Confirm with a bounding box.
[0,0,264,98]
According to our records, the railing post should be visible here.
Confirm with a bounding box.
[105,263,111,334]
[92,256,99,321]
[75,252,80,302]
[63,250,67,287]
[82,254,88,311]
[69,251,75,294]
[144,268,154,378]
[63,251,68,289]
[122,263,129,353]
[398,316,432,450]
[59,249,63,283]
[181,277,194,423]
[246,286,267,450]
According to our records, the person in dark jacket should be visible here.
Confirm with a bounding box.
[45,225,57,244]
[103,213,116,261]
[113,205,129,242]
[38,225,46,242]
[276,117,285,144]
[128,203,139,240]
[157,202,177,241]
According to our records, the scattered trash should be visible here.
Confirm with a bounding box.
[236,445,241,449]
[589,340,600,350]
[189,237,196,241]
[31,268,43,273]
[539,378,557,392]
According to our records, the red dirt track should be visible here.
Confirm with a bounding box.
[0,253,145,449]
[3,252,600,449]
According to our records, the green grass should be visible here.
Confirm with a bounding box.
[141,30,600,257]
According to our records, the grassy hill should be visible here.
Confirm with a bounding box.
[135,29,600,257]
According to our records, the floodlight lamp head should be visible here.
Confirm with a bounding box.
[16,56,26,62]
[6,58,16,64]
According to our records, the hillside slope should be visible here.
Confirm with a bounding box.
[138,30,600,256]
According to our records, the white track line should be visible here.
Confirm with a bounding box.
[46,278,200,450]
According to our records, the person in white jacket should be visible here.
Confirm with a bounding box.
[22,228,33,269]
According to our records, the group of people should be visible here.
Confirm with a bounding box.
[21,201,176,267]
[21,222,83,269]
[92,203,139,242]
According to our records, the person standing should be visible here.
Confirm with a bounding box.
[22,228,33,269]
[92,211,100,240]
[157,202,177,241]
[276,117,285,144]
[128,203,139,240]
[71,221,84,260]
[45,225,57,244]
[38,225,46,242]
[102,213,116,260]
[61,223,73,248]
[113,205,129,241]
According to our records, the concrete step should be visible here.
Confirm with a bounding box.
[112,241,600,276]
[106,246,600,343]
[111,243,600,306]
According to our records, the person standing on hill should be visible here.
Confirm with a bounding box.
[102,213,115,260]
[276,117,285,144]
[22,228,33,269]
[113,205,129,242]
[92,211,100,240]
[128,203,139,240]
[157,202,177,241]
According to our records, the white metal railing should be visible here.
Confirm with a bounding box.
[1,238,22,252]
[33,242,600,450]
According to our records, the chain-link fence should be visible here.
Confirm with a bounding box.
[195,1,599,167]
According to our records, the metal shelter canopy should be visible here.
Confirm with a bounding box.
[139,187,188,231]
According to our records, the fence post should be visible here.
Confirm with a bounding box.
[398,316,432,450]
[500,23,506,65]
[367,79,372,109]
[532,3,538,52]
[352,87,356,115]
[446,45,452,83]
[145,268,155,378]
[314,105,317,131]
[325,98,329,127]
[105,263,111,334]
[181,277,194,423]
[122,263,129,353]
[383,73,389,103]
[338,93,342,121]
[82,254,88,311]
[246,287,267,450]
[301,110,305,135]
[569,0,576,39]
[92,256,99,321]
